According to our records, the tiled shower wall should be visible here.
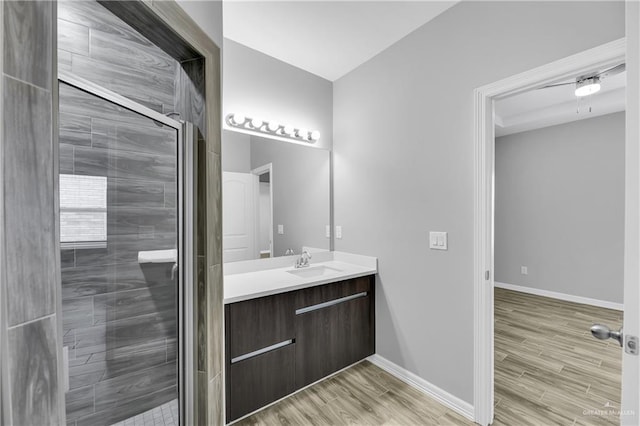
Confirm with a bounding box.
[0,1,65,424]
[0,1,222,424]
[57,1,182,425]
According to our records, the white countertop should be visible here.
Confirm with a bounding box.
[224,251,377,304]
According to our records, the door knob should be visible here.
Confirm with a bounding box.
[590,324,623,347]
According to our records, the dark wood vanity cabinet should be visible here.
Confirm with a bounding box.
[294,276,374,388]
[224,292,296,421]
[225,274,375,422]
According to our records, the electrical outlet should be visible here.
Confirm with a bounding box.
[521,266,528,275]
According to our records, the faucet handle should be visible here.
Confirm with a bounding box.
[302,250,311,258]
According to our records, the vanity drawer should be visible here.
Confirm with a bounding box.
[226,342,296,422]
[226,291,295,359]
[294,275,372,311]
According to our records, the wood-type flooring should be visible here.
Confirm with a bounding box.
[235,289,623,425]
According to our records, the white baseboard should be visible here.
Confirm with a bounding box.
[494,281,623,311]
[367,354,474,421]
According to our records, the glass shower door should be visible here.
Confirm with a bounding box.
[59,78,186,426]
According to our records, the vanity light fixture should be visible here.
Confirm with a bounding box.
[227,113,319,144]
[283,124,295,136]
[250,118,263,129]
[230,113,246,126]
[575,76,601,97]
[297,128,309,140]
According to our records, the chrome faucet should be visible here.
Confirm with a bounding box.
[294,250,312,268]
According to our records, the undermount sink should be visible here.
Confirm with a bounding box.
[286,265,343,278]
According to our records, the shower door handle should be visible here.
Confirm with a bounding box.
[171,263,179,280]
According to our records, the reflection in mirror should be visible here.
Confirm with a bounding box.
[222,130,330,263]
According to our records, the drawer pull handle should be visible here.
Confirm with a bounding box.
[231,339,294,364]
[295,292,367,315]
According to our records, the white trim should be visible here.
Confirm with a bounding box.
[473,38,626,426]
[251,163,274,258]
[495,281,623,311]
[367,354,474,421]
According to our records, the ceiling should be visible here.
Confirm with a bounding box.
[222,1,458,81]
[495,71,626,137]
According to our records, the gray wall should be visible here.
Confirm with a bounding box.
[221,130,251,173]
[1,1,65,424]
[223,39,333,151]
[333,1,625,404]
[58,2,181,424]
[176,0,223,48]
[250,136,330,256]
[495,113,625,304]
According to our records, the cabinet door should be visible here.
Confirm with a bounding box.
[226,343,296,422]
[226,291,295,359]
[295,276,375,389]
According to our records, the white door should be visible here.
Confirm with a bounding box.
[222,172,258,262]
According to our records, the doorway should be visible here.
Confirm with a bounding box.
[472,38,639,426]
[252,163,274,259]
[491,64,625,424]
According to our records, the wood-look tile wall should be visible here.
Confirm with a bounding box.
[1,1,65,424]
[57,2,182,425]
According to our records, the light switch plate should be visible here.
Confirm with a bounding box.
[278,224,284,235]
[429,231,448,250]
[335,226,343,239]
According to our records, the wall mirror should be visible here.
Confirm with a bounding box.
[222,130,331,263]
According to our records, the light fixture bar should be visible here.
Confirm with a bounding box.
[226,113,320,143]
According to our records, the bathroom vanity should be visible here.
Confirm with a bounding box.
[224,252,377,422]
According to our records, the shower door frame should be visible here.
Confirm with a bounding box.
[58,71,196,425]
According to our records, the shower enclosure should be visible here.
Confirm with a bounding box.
[59,72,195,426]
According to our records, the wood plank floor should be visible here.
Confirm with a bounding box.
[494,288,623,426]
[234,360,472,425]
[234,289,622,425]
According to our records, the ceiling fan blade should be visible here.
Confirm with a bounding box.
[597,63,625,79]
[540,81,575,89]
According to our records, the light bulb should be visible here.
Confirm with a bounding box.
[575,77,601,97]
[231,113,246,126]
[267,121,279,132]
[283,125,295,136]
[297,128,309,140]
[250,118,263,129]
[575,83,601,97]
[310,130,321,141]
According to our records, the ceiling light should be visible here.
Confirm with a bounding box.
[575,77,601,97]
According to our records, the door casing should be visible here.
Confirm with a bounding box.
[472,38,636,425]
